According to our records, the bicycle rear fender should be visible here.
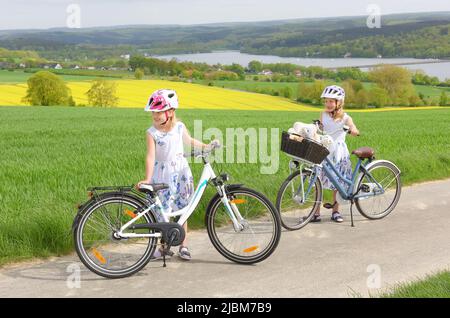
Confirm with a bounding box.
[354,159,401,193]
[71,191,148,234]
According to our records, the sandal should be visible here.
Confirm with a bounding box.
[178,246,192,261]
[331,212,344,223]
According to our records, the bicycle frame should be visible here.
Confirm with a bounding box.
[291,156,386,203]
[117,158,245,239]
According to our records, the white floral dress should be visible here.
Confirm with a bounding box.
[147,121,194,215]
[319,112,353,191]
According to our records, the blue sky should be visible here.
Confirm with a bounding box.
[0,0,449,30]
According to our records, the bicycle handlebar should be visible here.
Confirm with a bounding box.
[313,120,359,136]
[184,141,222,159]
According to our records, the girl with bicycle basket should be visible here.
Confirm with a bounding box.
[137,89,218,260]
[313,85,360,223]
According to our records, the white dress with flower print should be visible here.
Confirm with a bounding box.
[320,112,353,191]
[147,121,194,215]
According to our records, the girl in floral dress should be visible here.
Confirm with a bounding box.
[137,89,215,260]
[313,85,360,223]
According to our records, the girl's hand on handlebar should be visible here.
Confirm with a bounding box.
[208,139,221,149]
[343,125,360,136]
[136,180,151,189]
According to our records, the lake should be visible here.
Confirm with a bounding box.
[156,51,450,81]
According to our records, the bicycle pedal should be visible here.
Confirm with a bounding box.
[323,202,337,209]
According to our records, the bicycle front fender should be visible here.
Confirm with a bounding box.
[204,184,244,226]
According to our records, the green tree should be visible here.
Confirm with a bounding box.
[440,91,448,106]
[310,80,326,104]
[354,89,369,108]
[225,63,245,79]
[297,82,312,103]
[369,65,418,106]
[281,86,293,99]
[341,81,356,105]
[369,86,390,108]
[134,68,144,80]
[86,80,119,107]
[22,71,72,106]
[248,60,263,73]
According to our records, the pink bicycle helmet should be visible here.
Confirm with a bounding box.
[144,89,179,112]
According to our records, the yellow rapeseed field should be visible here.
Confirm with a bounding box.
[0,79,440,112]
[0,79,317,111]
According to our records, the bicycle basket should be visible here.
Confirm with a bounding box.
[280,131,330,164]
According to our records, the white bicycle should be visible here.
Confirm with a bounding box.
[73,144,281,278]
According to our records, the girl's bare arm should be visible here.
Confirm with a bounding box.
[346,117,360,136]
[138,133,156,186]
[182,125,211,149]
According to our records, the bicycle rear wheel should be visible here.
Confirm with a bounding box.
[74,193,158,279]
[206,186,281,264]
[355,161,401,220]
[276,169,322,230]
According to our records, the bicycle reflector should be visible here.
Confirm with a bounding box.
[92,248,107,264]
[230,199,246,204]
[124,209,137,218]
[243,246,259,253]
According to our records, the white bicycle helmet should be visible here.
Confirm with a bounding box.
[321,85,345,101]
[144,89,179,112]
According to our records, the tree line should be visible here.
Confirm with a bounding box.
[22,71,118,107]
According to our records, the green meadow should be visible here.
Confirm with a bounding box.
[0,69,122,83]
[205,80,450,101]
[0,106,449,265]
[381,270,450,298]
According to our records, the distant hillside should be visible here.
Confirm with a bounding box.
[0,11,449,59]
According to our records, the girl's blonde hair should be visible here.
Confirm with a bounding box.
[169,111,179,129]
[331,99,345,121]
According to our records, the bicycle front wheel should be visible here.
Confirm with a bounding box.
[276,169,322,230]
[355,161,402,220]
[206,186,281,264]
[74,193,158,279]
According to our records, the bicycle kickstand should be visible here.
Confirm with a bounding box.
[162,232,177,268]
[350,200,355,228]
[162,244,167,268]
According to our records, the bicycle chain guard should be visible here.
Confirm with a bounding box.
[129,222,185,246]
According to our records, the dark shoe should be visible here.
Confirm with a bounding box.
[331,212,344,223]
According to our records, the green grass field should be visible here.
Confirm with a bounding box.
[0,69,125,83]
[381,270,450,298]
[0,106,449,265]
[201,80,450,102]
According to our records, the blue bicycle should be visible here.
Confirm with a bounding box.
[276,121,402,230]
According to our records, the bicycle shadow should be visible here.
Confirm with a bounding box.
[2,255,241,282]
[1,259,106,282]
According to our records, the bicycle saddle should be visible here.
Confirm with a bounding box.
[352,147,375,159]
[138,183,169,194]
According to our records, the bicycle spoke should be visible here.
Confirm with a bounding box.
[356,163,400,219]
[77,198,156,278]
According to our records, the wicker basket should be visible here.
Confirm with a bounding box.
[280,131,330,164]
